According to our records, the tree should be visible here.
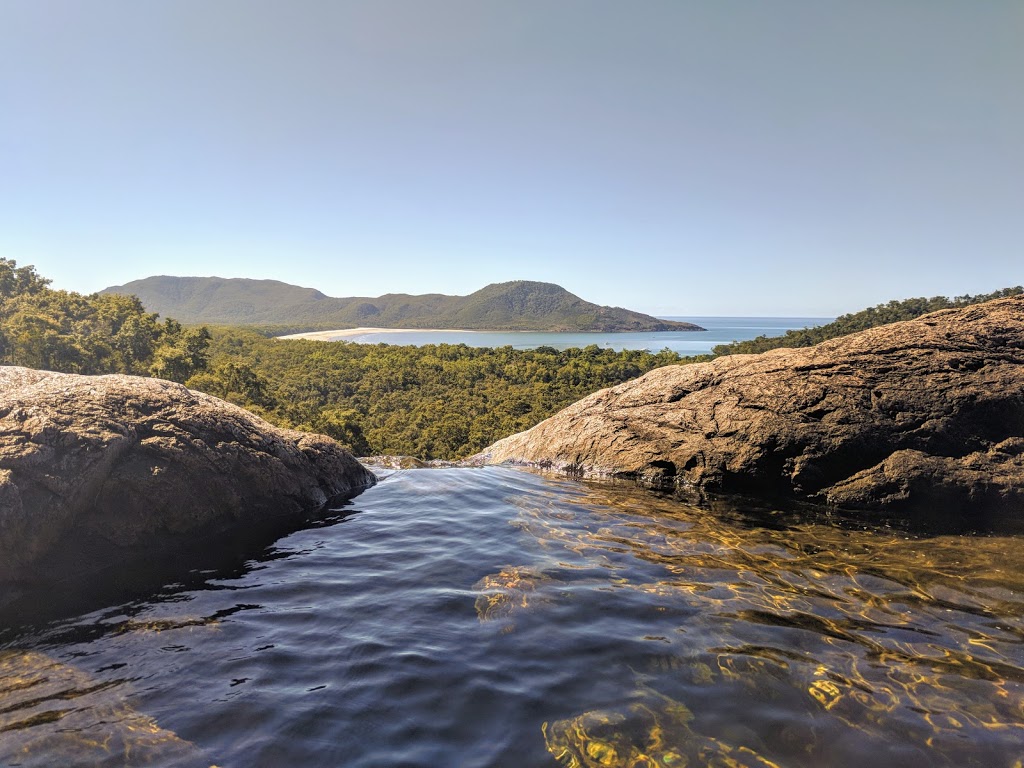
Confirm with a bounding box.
[187,360,274,407]
[150,325,211,383]
[0,258,50,299]
[0,259,211,380]
[311,408,371,455]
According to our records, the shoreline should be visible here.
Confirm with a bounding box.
[276,326,697,340]
[276,327,487,341]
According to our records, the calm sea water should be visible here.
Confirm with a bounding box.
[331,317,832,356]
[2,467,1022,767]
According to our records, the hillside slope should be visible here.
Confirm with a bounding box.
[102,277,702,332]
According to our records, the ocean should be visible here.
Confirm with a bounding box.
[320,316,833,356]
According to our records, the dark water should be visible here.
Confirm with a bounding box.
[319,316,832,355]
[2,467,1023,767]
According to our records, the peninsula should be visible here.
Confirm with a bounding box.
[101,277,704,333]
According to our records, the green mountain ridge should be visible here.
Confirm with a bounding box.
[101,277,703,332]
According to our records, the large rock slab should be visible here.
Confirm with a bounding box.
[477,296,1024,522]
[0,367,375,585]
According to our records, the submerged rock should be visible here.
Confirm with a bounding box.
[0,650,212,767]
[359,455,459,470]
[0,367,376,586]
[473,565,558,625]
[477,296,1024,523]
[543,688,783,768]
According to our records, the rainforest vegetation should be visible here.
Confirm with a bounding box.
[1,259,683,458]
[188,328,683,458]
[5,258,1022,460]
[0,259,210,381]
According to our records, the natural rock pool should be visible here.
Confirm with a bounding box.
[2,467,1022,767]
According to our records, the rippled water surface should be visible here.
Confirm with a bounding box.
[2,467,1023,767]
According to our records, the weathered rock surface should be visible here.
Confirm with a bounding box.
[0,367,376,585]
[477,296,1024,522]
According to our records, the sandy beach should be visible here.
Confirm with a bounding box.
[276,327,484,341]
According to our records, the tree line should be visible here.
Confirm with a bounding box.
[1,258,684,458]
[188,329,684,459]
[712,287,1024,356]
[4,257,1021,461]
[0,259,211,381]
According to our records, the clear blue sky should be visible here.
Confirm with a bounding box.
[1,1,1021,316]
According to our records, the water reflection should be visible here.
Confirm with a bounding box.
[476,477,1024,767]
[544,684,782,767]
[1,468,1021,767]
[0,650,211,767]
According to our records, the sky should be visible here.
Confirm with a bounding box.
[1,1,1021,316]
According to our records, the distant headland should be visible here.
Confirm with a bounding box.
[101,277,704,333]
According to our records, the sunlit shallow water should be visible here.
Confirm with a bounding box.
[1,467,1022,767]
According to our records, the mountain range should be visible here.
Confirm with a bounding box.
[102,277,703,333]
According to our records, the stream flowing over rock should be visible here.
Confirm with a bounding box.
[477,296,1024,523]
[0,367,376,586]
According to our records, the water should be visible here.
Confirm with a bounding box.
[323,316,832,356]
[2,467,1023,767]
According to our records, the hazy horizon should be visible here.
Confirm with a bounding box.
[2,1,1021,315]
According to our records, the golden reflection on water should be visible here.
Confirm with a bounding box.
[544,683,784,768]
[0,617,220,767]
[475,480,1024,767]
[475,566,552,621]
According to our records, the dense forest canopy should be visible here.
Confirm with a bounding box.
[0,259,211,380]
[189,329,684,459]
[1,259,686,458]
[713,287,1024,356]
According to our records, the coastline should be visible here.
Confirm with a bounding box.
[274,317,827,349]
[277,327,486,341]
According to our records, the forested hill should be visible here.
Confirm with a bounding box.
[102,277,703,333]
